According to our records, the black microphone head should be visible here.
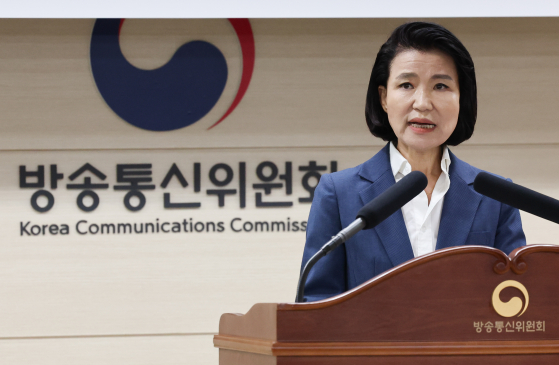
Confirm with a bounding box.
[473,172,505,199]
[356,170,427,229]
[474,171,559,224]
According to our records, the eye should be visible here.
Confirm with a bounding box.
[434,83,449,90]
[399,82,413,89]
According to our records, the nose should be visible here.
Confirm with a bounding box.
[413,88,433,112]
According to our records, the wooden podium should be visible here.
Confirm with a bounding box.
[214,245,559,364]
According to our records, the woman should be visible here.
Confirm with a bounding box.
[300,22,526,303]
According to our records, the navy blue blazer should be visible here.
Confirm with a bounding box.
[301,144,526,302]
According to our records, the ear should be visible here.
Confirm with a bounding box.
[378,86,388,112]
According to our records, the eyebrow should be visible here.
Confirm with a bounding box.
[395,73,454,81]
[432,74,454,81]
[395,72,417,80]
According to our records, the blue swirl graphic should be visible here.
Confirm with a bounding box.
[90,19,228,131]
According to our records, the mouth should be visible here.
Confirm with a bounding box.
[408,118,435,130]
[409,123,435,129]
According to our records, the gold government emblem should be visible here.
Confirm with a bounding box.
[492,280,529,318]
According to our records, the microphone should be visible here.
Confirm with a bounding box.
[295,170,427,302]
[320,170,428,255]
[473,171,559,224]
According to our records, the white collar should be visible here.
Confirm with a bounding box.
[389,142,451,179]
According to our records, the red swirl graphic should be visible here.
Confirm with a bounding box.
[208,19,255,129]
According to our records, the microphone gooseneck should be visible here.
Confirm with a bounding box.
[473,171,559,224]
[295,171,428,303]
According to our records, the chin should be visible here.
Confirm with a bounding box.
[400,137,443,153]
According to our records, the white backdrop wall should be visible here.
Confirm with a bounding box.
[1,18,559,364]
[2,0,559,18]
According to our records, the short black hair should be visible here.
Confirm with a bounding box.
[365,22,477,146]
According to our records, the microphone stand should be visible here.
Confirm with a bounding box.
[295,219,365,303]
[295,171,427,303]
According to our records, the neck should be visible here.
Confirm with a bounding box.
[395,142,443,179]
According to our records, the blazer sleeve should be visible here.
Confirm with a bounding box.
[300,173,347,302]
[493,178,527,254]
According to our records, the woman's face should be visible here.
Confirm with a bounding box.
[379,49,460,154]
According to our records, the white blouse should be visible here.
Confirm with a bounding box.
[389,142,451,258]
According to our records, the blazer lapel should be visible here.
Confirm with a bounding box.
[436,150,482,249]
[358,144,415,267]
